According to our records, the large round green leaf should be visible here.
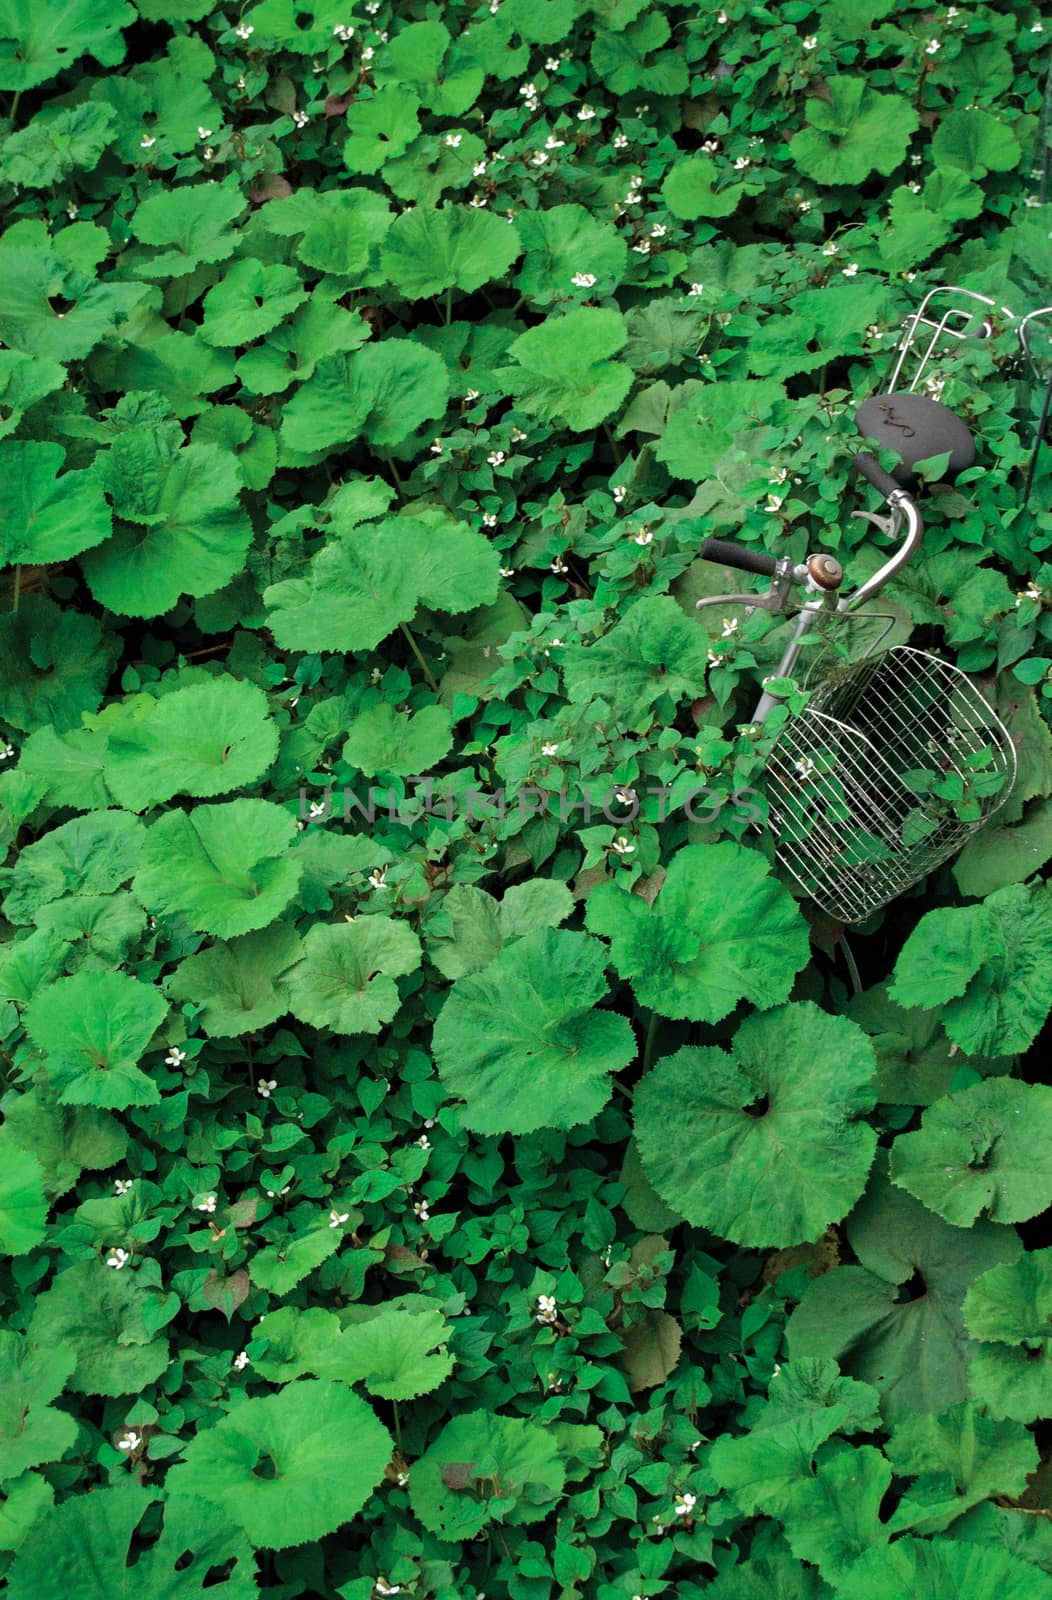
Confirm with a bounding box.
[24,968,167,1109]
[0,1145,48,1256]
[167,1379,394,1549]
[286,917,422,1035]
[0,440,111,569]
[409,1409,565,1540]
[632,1003,878,1247]
[585,841,810,1024]
[431,926,637,1135]
[889,1077,1052,1227]
[837,1535,1052,1600]
[132,799,301,938]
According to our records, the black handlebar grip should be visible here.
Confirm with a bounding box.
[852,451,904,501]
[699,538,779,577]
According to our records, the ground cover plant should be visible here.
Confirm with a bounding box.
[0,0,1051,1595]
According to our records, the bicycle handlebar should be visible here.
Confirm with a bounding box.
[698,538,779,577]
[852,451,904,501]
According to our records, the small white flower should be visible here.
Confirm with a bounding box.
[674,1492,697,1516]
[292,109,310,128]
[821,240,839,256]
[307,801,327,819]
[946,5,959,15]
[550,637,565,647]
[795,755,817,779]
[368,866,388,890]
[908,180,921,192]
[333,23,355,41]
[925,38,940,54]
[114,1178,133,1195]
[416,1134,431,1150]
[542,741,560,756]
[687,281,705,296]
[198,125,213,140]
[612,485,627,503]
[551,554,568,573]
[257,1078,277,1098]
[1023,195,1041,207]
[0,743,15,760]
[499,565,515,577]
[717,8,728,20]
[233,1350,250,1370]
[66,201,78,219]
[413,1200,431,1220]
[536,1293,558,1323]
[545,56,561,71]
[701,137,719,153]
[802,34,817,48]
[264,1184,290,1198]
[424,1117,435,1128]
[613,132,629,149]
[234,21,254,39]
[165,1047,186,1067]
[721,616,740,638]
[1031,20,1044,31]
[106,1247,130,1270]
[361,45,374,61]
[707,647,721,667]
[329,1209,350,1228]
[445,133,462,148]
[203,147,215,161]
[482,511,498,527]
[733,155,751,169]
[688,1437,702,1453]
[236,74,247,89]
[195,1194,217,1213]
[374,1582,402,1598]
[841,261,859,277]
[395,1468,409,1486]
[631,526,653,545]
[766,494,785,512]
[632,239,651,255]
[530,151,548,167]
[429,439,443,455]
[572,271,597,287]
[1016,581,1043,605]
[651,222,667,238]
[487,449,505,466]
[797,198,812,213]
[140,133,156,149]
[610,836,635,855]
[577,104,597,121]
[770,466,789,484]
[117,1430,142,1452]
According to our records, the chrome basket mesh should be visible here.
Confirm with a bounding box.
[761,647,1017,924]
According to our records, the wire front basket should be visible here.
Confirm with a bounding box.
[762,647,1017,924]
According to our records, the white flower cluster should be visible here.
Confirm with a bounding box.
[329,1208,350,1228]
[257,1078,277,1098]
[535,1293,558,1324]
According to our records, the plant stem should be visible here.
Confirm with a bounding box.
[12,565,21,614]
[399,621,439,693]
[642,1007,660,1073]
[602,419,623,465]
[381,450,405,499]
[445,285,452,325]
[392,1398,403,1454]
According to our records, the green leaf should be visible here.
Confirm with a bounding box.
[431,926,636,1135]
[710,1406,851,1517]
[167,924,302,1037]
[132,799,301,938]
[561,594,713,721]
[129,179,248,277]
[198,259,307,348]
[632,1003,877,1247]
[789,78,919,185]
[1,102,117,187]
[409,1409,566,1539]
[379,203,522,298]
[786,1154,1021,1423]
[286,917,422,1035]
[584,842,811,1024]
[953,799,1052,897]
[781,1444,892,1582]
[248,1221,343,1297]
[24,968,167,1109]
[964,1249,1052,1424]
[0,1332,77,1479]
[838,1537,1052,1600]
[889,881,1052,1056]
[28,1258,170,1395]
[167,1379,394,1549]
[662,155,749,219]
[102,676,279,811]
[499,307,634,431]
[512,204,628,304]
[885,1400,1037,1535]
[0,0,135,90]
[0,223,147,362]
[0,596,119,735]
[82,431,251,618]
[0,1083,128,1200]
[5,1486,257,1600]
[932,108,1022,179]
[342,702,453,777]
[1,808,144,924]
[0,1145,48,1256]
[0,350,67,440]
[654,377,788,480]
[889,1077,1052,1227]
[263,515,499,653]
[426,884,503,980]
[847,980,1009,1105]
[498,879,574,940]
[326,1299,455,1400]
[281,342,449,454]
[343,83,422,173]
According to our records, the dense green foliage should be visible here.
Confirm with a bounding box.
[1,0,1051,1596]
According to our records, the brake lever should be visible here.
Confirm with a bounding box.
[695,557,798,615]
[851,508,898,539]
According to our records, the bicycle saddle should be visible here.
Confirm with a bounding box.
[854,391,976,488]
